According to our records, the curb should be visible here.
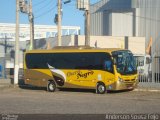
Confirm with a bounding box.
[0,84,19,89]
[134,88,160,92]
[0,84,13,90]
[1,84,160,92]
[0,84,45,91]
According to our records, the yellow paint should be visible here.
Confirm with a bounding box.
[24,46,138,90]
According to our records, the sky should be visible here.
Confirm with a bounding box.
[0,0,100,34]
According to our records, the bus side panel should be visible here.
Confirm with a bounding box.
[62,70,105,89]
[24,69,53,87]
[104,72,115,86]
[24,68,115,89]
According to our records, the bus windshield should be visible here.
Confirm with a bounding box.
[112,50,137,75]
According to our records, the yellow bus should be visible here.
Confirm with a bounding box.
[24,46,138,94]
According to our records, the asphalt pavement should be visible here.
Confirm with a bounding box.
[0,86,160,114]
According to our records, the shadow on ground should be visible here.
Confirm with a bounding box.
[17,78,133,94]
[107,89,134,94]
[18,85,95,93]
[19,85,47,91]
[18,84,133,94]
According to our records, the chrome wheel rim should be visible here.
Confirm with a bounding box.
[98,85,105,93]
[49,83,54,91]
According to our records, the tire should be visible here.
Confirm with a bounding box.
[96,83,106,94]
[47,81,56,92]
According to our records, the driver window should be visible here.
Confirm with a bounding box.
[104,60,113,73]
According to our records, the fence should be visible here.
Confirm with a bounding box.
[138,56,160,88]
[152,57,160,83]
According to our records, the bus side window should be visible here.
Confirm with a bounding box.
[104,60,113,73]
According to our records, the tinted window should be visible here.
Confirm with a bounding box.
[104,59,113,73]
[112,50,137,75]
[25,52,111,70]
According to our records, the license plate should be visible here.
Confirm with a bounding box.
[127,84,133,89]
[128,86,133,89]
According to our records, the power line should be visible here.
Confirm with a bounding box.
[34,0,54,13]
[62,1,160,22]
[33,0,48,7]
[123,12,160,22]
[34,5,57,19]
[33,0,160,24]
[89,3,160,22]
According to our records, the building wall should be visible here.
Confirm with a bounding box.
[132,0,160,80]
[47,35,75,48]
[90,0,133,36]
[76,35,145,55]
[47,35,145,55]
[0,23,80,68]
[132,0,160,57]
[90,0,160,80]
[111,11,133,36]
[0,23,80,41]
[1,34,145,78]
[127,37,145,54]
[90,0,160,57]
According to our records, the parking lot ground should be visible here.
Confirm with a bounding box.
[0,86,160,114]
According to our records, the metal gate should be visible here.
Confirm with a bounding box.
[152,57,160,83]
[138,56,160,88]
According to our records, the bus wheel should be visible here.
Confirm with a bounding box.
[96,83,106,94]
[48,81,56,92]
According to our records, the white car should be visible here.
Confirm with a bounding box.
[134,54,152,81]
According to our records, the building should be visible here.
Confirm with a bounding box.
[0,23,80,79]
[90,0,160,53]
[0,23,80,41]
[90,0,160,83]
[45,35,145,55]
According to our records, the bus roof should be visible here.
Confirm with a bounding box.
[25,46,126,54]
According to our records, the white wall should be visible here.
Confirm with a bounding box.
[112,12,133,36]
[128,37,145,54]
[76,35,145,54]
[48,35,145,55]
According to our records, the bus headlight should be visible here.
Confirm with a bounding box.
[118,77,123,82]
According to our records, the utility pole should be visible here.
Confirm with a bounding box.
[57,0,62,46]
[85,7,90,46]
[77,0,90,46]
[4,36,7,54]
[14,0,20,84]
[19,0,34,49]
[29,0,34,49]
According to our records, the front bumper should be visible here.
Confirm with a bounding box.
[106,80,139,91]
